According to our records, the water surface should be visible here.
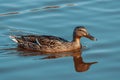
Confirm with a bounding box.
[0,0,120,80]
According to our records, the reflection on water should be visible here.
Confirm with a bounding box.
[0,3,77,16]
[43,6,60,9]
[43,50,97,72]
[73,51,97,72]
[0,12,19,16]
[4,48,97,72]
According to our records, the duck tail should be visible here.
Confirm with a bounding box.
[9,36,18,43]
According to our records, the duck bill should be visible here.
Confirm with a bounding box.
[86,34,97,41]
[89,62,98,65]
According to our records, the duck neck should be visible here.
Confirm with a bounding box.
[72,34,81,47]
[72,36,81,44]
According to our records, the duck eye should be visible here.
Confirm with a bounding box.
[78,29,82,31]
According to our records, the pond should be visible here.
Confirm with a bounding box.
[0,0,120,80]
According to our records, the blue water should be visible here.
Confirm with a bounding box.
[0,0,120,80]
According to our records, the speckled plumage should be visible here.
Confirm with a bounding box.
[10,26,96,53]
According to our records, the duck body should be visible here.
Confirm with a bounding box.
[10,35,81,53]
[9,26,96,53]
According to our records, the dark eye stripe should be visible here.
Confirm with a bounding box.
[79,30,86,33]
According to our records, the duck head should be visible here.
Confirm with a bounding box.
[73,26,97,41]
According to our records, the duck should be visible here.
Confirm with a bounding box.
[9,26,96,53]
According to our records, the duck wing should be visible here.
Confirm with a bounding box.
[10,35,68,45]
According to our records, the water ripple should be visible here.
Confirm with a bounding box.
[0,0,120,80]
[0,3,78,17]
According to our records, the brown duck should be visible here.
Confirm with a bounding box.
[9,26,96,53]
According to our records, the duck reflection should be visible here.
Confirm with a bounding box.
[16,48,97,72]
[73,51,97,72]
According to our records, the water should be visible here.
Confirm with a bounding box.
[0,0,120,80]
